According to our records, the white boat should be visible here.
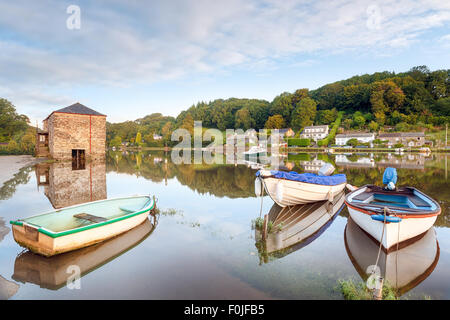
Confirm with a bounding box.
[243,145,267,155]
[12,217,157,290]
[345,218,439,295]
[10,195,155,256]
[255,169,347,207]
[255,191,345,263]
[345,184,441,251]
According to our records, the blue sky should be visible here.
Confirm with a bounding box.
[0,0,449,124]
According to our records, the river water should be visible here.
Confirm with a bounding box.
[0,151,449,299]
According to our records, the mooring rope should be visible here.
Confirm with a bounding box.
[259,178,264,219]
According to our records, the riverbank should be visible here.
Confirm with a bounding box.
[0,155,43,188]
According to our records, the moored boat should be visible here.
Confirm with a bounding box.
[10,195,155,257]
[345,169,440,251]
[12,217,156,289]
[255,191,345,263]
[255,169,347,207]
[344,218,439,295]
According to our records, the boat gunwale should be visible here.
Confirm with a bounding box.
[10,195,155,238]
[258,175,347,187]
[344,185,441,219]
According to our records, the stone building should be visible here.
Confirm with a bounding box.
[36,103,106,160]
[378,132,425,147]
[35,160,107,209]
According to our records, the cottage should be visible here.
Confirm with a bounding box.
[299,125,329,141]
[36,103,106,160]
[277,128,295,137]
[335,133,375,146]
[378,132,425,147]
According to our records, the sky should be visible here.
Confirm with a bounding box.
[0,0,449,124]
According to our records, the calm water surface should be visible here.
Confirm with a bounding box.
[0,151,449,299]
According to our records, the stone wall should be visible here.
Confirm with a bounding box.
[39,161,107,209]
[47,113,106,160]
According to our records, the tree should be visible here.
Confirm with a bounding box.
[290,97,317,130]
[110,135,122,147]
[291,88,309,106]
[343,118,353,130]
[368,121,378,132]
[370,80,405,125]
[346,138,359,147]
[269,92,293,125]
[264,115,285,129]
[0,98,29,142]
[135,132,142,145]
[235,108,255,130]
[352,111,366,128]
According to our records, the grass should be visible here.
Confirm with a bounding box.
[337,278,399,300]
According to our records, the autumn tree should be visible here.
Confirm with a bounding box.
[264,115,285,129]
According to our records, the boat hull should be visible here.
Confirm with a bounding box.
[12,206,153,257]
[261,177,346,207]
[344,218,439,295]
[347,206,437,251]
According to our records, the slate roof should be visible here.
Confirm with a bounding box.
[45,103,105,119]
[336,133,375,138]
[378,132,425,138]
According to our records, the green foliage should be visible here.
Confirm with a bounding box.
[291,97,317,130]
[265,114,285,129]
[337,279,399,300]
[287,138,310,147]
[346,138,359,147]
[318,112,343,146]
[0,98,29,142]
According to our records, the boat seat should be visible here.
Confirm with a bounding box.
[353,192,372,201]
[73,213,108,223]
[119,206,138,213]
[407,195,431,207]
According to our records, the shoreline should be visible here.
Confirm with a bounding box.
[0,155,44,189]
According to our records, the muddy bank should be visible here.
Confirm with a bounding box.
[0,155,42,188]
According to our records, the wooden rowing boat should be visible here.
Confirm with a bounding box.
[256,169,347,207]
[10,195,155,257]
[344,218,439,295]
[12,216,156,289]
[255,190,345,263]
[345,184,440,251]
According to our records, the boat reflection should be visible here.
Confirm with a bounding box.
[12,215,158,290]
[344,218,439,295]
[35,161,107,209]
[255,191,345,264]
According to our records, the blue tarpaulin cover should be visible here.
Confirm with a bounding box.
[256,170,346,186]
[382,167,398,185]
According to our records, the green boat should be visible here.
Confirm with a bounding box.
[10,195,155,257]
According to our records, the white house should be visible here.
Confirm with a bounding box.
[335,133,375,146]
[300,125,329,141]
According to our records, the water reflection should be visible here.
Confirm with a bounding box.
[255,191,345,264]
[0,217,9,242]
[12,215,157,290]
[35,161,107,209]
[344,218,439,296]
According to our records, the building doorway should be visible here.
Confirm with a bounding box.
[72,149,86,170]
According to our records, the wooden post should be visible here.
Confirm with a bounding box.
[373,277,384,300]
[262,214,268,241]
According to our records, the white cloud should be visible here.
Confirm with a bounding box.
[0,0,449,109]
